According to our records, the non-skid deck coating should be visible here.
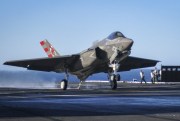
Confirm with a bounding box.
[0,83,180,121]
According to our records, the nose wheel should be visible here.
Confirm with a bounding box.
[110,74,117,89]
[109,74,121,90]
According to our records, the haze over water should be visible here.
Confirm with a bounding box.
[0,69,152,89]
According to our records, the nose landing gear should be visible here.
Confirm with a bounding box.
[108,61,121,90]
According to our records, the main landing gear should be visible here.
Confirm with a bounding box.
[108,61,121,90]
[60,69,69,90]
[60,79,68,90]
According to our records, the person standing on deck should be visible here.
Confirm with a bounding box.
[151,70,155,84]
[140,70,146,84]
[154,67,158,83]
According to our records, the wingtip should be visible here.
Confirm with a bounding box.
[3,61,12,65]
[3,61,8,65]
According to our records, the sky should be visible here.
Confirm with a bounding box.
[0,0,180,70]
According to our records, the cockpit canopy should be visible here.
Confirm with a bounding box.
[107,31,125,40]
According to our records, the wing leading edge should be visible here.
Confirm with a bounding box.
[4,54,80,72]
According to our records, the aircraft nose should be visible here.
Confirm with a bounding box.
[127,39,134,49]
[122,38,133,50]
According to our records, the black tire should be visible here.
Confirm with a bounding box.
[110,74,117,90]
[110,74,115,81]
[110,79,117,90]
[60,79,68,90]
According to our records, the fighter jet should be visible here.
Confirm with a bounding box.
[4,31,159,90]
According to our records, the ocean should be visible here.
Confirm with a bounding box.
[0,69,153,88]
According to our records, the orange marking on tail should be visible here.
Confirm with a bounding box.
[44,48,49,52]
[40,41,45,45]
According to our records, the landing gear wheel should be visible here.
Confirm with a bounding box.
[60,79,68,90]
[110,79,117,90]
[110,74,117,90]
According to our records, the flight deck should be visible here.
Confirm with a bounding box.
[0,83,180,121]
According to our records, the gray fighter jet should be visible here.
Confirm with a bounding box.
[4,31,159,90]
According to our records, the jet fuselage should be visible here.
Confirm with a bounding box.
[71,31,134,80]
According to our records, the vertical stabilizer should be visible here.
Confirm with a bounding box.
[40,40,60,58]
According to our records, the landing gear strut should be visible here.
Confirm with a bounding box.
[108,61,121,90]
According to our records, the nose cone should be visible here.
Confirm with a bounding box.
[127,39,134,50]
[122,38,134,50]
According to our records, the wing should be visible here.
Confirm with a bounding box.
[4,54,80,72]
[120,56,159,71]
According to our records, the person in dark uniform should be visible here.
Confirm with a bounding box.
[140,70,146,84]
